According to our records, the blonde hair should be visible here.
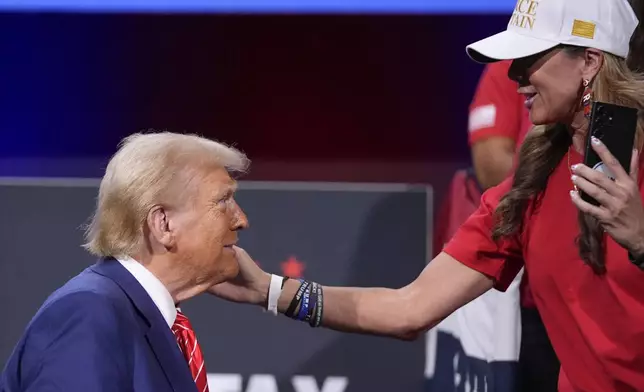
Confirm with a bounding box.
[83,131,250,258]
[493,49,644,274]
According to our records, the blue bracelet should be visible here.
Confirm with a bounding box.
[285,280,308,319]
[296,285,311,321]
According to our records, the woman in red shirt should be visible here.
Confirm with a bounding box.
[211,0,644,390]
[467,59,560,390]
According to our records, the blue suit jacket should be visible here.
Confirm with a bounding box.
[1,259,199,392]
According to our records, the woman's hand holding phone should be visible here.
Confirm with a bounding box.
[570,136,644,257]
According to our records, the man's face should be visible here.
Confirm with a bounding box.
[172,167,248,286]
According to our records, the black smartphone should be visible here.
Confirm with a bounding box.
[581,101,638,206]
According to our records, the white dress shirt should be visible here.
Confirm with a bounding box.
[117,257,177,328]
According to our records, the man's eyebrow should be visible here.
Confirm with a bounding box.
[216,183,238,199]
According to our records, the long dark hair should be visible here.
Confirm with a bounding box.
[491,6,644,274]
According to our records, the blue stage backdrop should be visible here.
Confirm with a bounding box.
[0,13,508,169]
[0,0,515,14]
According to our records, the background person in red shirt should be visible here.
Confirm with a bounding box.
[469,61,532,188]
[469,60,559,391]
[211,0,644,390]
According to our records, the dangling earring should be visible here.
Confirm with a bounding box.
[582,78,593,119]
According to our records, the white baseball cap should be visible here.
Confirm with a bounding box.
[466,0,639,63]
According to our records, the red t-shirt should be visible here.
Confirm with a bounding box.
[468,60,536,307]
[443,148,644,391]
[468,60,532,146]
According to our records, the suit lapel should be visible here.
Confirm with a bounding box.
[145,321,198,392]
[91,259,198,392]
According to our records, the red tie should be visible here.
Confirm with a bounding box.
[172,310,210,392]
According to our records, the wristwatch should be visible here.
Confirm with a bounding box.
[628,251,644,270]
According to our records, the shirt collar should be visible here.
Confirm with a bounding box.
[117,257,177,327]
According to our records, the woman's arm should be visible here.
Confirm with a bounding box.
[273,251,494,340]
[210,248,494,340]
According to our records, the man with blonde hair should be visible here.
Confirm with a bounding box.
[1,131,249,392]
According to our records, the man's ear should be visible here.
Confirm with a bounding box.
[146,206,176,249]
[581,48,604,82]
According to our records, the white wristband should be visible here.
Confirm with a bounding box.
[266,274,283,316]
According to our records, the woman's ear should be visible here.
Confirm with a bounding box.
[581,48,604,81]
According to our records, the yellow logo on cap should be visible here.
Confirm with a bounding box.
[509,0,539,30]
[571,19,596,39]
